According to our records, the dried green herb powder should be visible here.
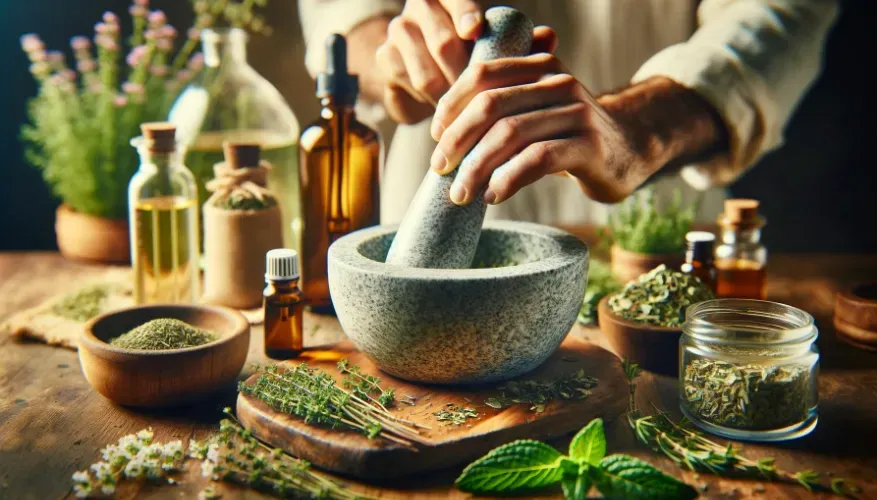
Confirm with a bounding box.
[608,264,714,327]
[51,285,108,322]
[109,318,217,350]
[683,359,812,430]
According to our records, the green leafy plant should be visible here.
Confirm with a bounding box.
[337,358,396,408]
[623,360,861,498]
[19,0,271,218]
[578,259,621,325]
[604,187,698,254]
[455,418,697,499]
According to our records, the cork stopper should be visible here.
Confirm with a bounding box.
[719,199,764,228]
[140,122,176,153]
[223,141,261,169]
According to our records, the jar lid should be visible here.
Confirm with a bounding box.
[719,199,764,229]
[265,249,299,280]
[223,141,261,169]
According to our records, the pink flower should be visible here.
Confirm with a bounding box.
[46,51,64,64]
[77,60,97,72]
[94,22,109,34]
[95,35,118,51]
[187,28,200,40]
[29,61,51,77]
[175,69,192,81]
[186,53,204,71]
[70,36,90,51]
[60,69,76,81]
[20,34,44,52]
[156,38,172,51]
[122,81,144,94]
[159,25,177,39]
[134,0,149,6]
[150,64,168,77]
[126,45,149,67]
[103,12,119,25]
[28,50,47,62]
[147,10,166,26]
[128,5,146,17]
[144,29,156,41]
[113,94,128,107]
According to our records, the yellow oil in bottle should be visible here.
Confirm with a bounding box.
[187,130,301,251]
[133,196,200,303]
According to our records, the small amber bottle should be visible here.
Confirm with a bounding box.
[263,249,304,359]
[681,231,718,293]
[299,34,381,310]
[715,199,768,299]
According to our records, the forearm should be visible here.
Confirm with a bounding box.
[346,16,392,103]
[597,76,729,192]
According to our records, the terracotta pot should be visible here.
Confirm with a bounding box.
[55,204,130,264]
[610,244,684,284]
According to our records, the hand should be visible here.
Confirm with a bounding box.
[375,0,483,125]
[429,53,644,206]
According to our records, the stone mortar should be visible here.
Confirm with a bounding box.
[328,221,589,384]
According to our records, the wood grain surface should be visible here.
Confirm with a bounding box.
[2,251,877,499]
[237,337,627,479]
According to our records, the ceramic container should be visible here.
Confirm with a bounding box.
[328,220,589,384]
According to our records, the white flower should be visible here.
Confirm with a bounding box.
[73,482,92,498]
[200,459,216,478]
[90,461,112,479]
[119,434,140,454]
[188,439,208,459]
[100,444,119,461]
[100,483,116,495]
[205,443,220,463]
[71,470,90,484]
[124,458,144,479]
[136,428,154,444]
[163,440,183,459]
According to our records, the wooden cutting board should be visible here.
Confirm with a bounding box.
[236,335,627,479]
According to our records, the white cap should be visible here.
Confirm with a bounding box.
[685,231,716,243]
[265,249,299,280]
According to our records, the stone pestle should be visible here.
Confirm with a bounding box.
[384,7,534,269]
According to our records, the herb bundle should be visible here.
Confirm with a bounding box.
[683,359,812,430]
[337,358,396,408]
[605,187,698,254]
[239,363,428,448]
[608,264,714,327]
[578,259,621,325]
[434,404,479,426]
[455,418,696,499]
[109,318,217,350]
[485,369,599,413]
[624,360,860,497]
[19,0,272,218]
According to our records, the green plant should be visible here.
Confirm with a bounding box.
[577,259,621,325]
[20,0,271,218]
[605,187,698,254]
[623,360,861,498]
[455,418,697,499]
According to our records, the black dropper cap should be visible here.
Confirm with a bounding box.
[315,34,359,106]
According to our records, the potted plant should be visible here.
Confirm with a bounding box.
[603,187,698,284]
[19,0,270,263]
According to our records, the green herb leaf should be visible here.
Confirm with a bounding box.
[562,473,592,500]
[569,418,606,466]
[593,454,697,500]
[455,440,565,494]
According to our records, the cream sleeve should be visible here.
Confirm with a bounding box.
[298,0,403,79]
[632,0,839,190]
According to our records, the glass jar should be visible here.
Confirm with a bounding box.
[680,299,819,442]
[168,28,301,252]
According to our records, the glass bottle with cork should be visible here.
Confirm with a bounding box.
[299,34,381,310]
[128,122,199,304]
[681,231,717,293]
[263,249,304,359]
[715,199,767,299]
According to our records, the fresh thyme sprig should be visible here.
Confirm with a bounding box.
[191,408,367,499]
[337,358,396,408]
[622,360,861,498]
[240,363,428,449]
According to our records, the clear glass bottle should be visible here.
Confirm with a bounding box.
[300,34,381,309]
[169,28,301,252]
[715,199,767,299]
[263,249,304,359]
[680,299,819,442]
[128,122,200,304]
[681,231,717,293]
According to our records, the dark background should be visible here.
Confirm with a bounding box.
[1,0,874,253]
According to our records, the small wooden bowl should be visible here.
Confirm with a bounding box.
[610,245,684,284]
[834,282,877,352]
[597,295,682,375]
[79,304,250,407]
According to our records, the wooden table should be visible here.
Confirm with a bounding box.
[1,252,876,499]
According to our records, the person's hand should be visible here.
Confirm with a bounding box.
[428,53,645,205]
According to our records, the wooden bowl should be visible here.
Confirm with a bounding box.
[79,304,250,407]
[834,282,877,352]
[610,245,684,284]
[597,295,682,375]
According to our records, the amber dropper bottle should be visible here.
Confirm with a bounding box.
[299,33,381,311]
[263,249,304,359]
[681,231,718,293]
[715,199,768,299]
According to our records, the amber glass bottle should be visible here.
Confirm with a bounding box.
[300,34,381,309]
[681,231,717,293]
[715,199,768,299]
[263,249,304,359]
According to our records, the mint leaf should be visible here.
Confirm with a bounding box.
[593,454,697,500]
[455,440,564,493]
[562,472,592,500]
[569,418,606,465]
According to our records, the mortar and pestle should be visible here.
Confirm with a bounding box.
[328,7,589,385]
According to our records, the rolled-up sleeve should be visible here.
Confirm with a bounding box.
[632,0,839,189]
[299,0,403,78]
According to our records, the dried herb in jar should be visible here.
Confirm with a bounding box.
[109,318,217,350]
[682,359,812,430]
[608,264,714,327]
